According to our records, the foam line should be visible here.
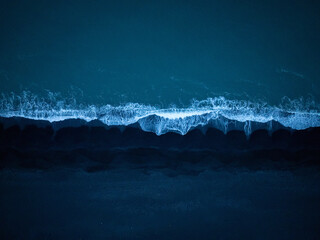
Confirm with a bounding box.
[1,92,319,135]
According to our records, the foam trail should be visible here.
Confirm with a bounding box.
[0,92,320,135]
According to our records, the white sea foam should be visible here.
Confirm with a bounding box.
[0,91,319,135]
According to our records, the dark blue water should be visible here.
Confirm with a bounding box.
[1,1,320,104]
[1,1,320,134]
[1,2,320,239]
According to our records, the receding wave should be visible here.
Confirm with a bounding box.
[0,91,320,135]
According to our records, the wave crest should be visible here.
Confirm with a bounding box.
[0,91,319,135]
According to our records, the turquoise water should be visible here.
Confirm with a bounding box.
[0,1,320,133]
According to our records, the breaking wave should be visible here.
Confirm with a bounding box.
[0,91,320,135]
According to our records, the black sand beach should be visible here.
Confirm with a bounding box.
[0,117,319,239]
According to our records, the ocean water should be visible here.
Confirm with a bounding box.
[1,0,320,135]
[1,1,320,239]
